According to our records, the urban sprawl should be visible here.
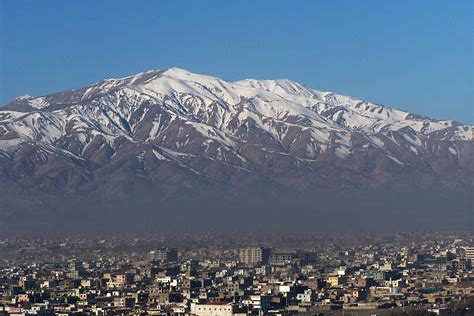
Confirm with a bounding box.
[0,233,473,316]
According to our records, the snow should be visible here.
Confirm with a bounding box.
[335,145,351,158]
[369,136,385,148]
[152,149,170,161]
[1,67,472,168]
[388,155,404,165]
[28,97,49,109]
[184,121,236,147]
[15,95,33,100]
[0,138,24,150]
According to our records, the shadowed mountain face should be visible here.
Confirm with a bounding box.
[1,68,473,232]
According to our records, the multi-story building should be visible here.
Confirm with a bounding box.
[190,301,243,316]
[464,247,474,261]
[238,247,271,265]
[451,259,472,271]
[270,252,294,266]
[148,247,178,262]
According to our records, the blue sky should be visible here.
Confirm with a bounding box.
[0,0,472,123]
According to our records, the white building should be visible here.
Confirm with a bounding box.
[190,302,234,316]
[297,289,313,303]
[238,247,270,265]
[464,247,474,261]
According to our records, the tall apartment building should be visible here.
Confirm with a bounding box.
[270,252,294,266]
[148,247,178,262]
[239,247,271,265]
[464,247,474,261]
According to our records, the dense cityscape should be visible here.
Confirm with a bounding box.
[0,233,473,316]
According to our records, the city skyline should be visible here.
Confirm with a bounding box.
[0,232,473,315]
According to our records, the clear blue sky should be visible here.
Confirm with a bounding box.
[0,0,472,123]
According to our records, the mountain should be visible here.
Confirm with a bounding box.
[1,68,473,232]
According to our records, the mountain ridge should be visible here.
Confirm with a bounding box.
[0,68,472,230]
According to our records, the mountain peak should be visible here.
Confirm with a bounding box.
[14,94,33,100]
[159,67,227,86]
[162,66,193,76]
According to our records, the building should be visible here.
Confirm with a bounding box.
[190,301,239,316]
[238,247,271,265]
[297,289,314,304]
[148,248,178,262]
[451,259,472,271]
[248,295,271,312]
[270,253,294,266]
[464,247,474,261]
[296,251,318,265]
[326,275,345,287]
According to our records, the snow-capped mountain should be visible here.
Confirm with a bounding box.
[0,68,473,217]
